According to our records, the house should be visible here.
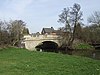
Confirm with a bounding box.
[41,27,64,35]
[41,27,55,35]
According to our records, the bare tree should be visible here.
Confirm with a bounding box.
[87,11,100,43]
[8,20,26,46]
[58,3,83,49]
[68,3,83,47]
[88,11,100,26]
[58,8,71,46]
[0,20,10,46]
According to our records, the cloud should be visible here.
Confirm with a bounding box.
[5,0,33,14]
[0,0,100,33]
[0,0,34,21]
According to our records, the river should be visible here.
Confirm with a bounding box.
[41,48,100,60]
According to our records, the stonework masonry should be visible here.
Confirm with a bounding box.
[22,34,61,51]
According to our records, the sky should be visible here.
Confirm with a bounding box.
[0,0,100,33]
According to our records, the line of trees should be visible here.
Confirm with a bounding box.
[0,3,100,50]
[83,11,100,43]
[58,3,100,50]
[0,20,29,47]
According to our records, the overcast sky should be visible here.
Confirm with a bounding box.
[0,0,100,33]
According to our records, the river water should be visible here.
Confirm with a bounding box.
[41,48,100,60]
[93,50,100,60]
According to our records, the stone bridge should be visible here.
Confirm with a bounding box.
[22,34,61,51]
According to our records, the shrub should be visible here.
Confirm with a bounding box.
[73,43,94,50]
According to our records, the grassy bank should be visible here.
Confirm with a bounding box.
[0,48,100,75]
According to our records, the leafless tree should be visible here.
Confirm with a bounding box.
[88,11,100,26]
[58,3,83,49]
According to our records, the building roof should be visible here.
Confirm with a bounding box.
[42,27,54,33]
[41,27,66,35]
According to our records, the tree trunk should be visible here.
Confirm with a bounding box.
[67,23,77,49]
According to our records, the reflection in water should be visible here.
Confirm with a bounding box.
[93,50,100,60]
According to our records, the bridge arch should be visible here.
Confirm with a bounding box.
[35,41,58,52]
[35,41,58,49]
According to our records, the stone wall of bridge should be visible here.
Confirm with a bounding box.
[22,35,61,51]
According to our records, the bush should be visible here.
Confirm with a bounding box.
[73,43,94,50]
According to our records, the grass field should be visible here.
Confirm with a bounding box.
[0,48,100,75]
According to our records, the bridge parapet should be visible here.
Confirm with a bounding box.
[24,34,59,40]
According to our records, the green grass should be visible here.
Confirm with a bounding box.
[0,48,100,75]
